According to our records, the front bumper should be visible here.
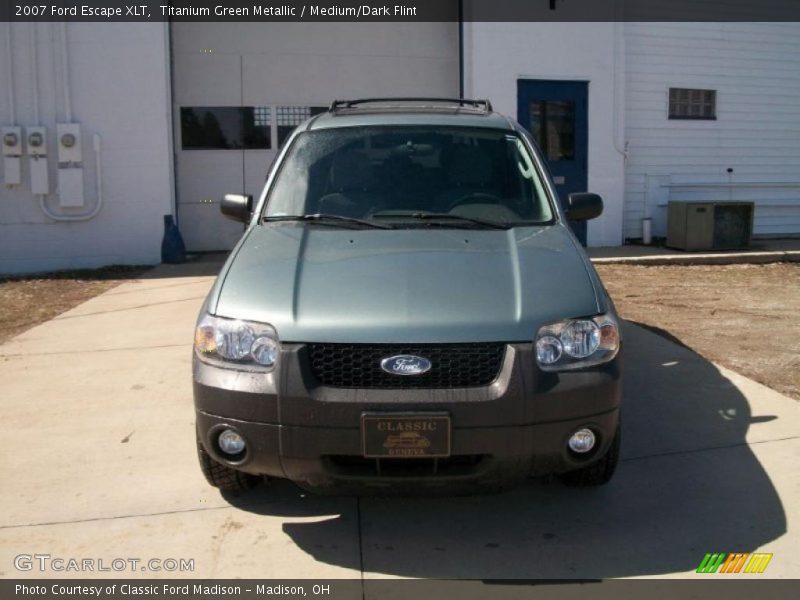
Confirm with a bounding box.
[194,343,621,494]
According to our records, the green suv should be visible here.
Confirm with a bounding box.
[193,98,622,494]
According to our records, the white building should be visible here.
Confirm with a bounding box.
[2,14,799,273]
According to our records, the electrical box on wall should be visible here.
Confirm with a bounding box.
[56,123,84,207]
[26,126,49,195]
[57,167,84,208]
[2,126,23,186]
[57,123,82,164]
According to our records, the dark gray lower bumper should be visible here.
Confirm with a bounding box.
[194,342,622,494]
[197,408,619,494]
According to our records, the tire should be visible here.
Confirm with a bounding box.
[196,436,261,491]
[559,425,621,487]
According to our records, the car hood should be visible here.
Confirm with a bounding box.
[210,224,604,343]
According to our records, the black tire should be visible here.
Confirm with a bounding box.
[196,436,261,491]
[559,426,621,487]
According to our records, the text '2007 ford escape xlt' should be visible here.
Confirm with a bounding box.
[193,98,622,494]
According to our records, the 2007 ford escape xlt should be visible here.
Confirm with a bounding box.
[193,98,622,494]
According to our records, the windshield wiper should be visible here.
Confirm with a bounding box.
[262,213,393,229]
[371,211,511,230]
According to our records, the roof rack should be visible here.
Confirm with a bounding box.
[329,97,494,113]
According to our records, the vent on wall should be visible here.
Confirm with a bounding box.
[666,201,754,251]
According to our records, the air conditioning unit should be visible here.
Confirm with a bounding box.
[666,201,754,251]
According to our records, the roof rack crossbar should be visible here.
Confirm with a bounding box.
[329,97,493,113]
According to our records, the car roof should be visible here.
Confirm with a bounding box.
[305,99,515,132]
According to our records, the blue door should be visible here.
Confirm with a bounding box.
[517,80,589,245]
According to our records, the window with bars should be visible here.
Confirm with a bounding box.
[668,88,716,120]
[253,106,271,128]
[277,106,327,145]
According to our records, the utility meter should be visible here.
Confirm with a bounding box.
[26,126,49,194]
[2,127,21,155]
[3,131,19,148]
[56,123,82,164]
[27,127,47,156]
[56,123,84,207]
[1,126,22,186]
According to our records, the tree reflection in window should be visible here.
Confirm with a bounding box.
[180,107,271,149]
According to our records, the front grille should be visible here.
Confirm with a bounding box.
[306,343,506,388]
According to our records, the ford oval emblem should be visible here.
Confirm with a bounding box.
[380,355,432,376]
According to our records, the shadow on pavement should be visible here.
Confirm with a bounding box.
[225,321,786,578]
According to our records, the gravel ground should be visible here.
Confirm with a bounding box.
[595,262,800,400]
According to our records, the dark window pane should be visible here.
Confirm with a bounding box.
[527,100,574,161]
[241,107,271,149]
[668,88,716,120]
[277,106,327,146]
[180,106,271,150]
[527,102,544,150]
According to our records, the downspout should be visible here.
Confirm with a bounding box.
[165,20,179,222]
[161,19,186,263]
[612,20,628,160]
[458,0,464,98]
[613,19,631,245]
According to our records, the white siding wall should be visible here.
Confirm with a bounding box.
[463,21,626,247]
[0,23,174,274]
[623,22,800,239]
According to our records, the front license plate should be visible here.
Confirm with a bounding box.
[361,413,451,459]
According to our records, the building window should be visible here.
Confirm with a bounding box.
[180,106,271,149]
[277,106,327,146]
[253,106,271,128]
[668,88,716,120]
[527,100,575,161]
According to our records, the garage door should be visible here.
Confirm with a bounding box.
[171,22,460,252]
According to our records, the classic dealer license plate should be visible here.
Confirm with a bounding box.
[361,413,451,458]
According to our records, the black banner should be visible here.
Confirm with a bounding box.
[3,0,800,22]
[3,580,800,600]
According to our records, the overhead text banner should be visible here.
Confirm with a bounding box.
[3,0,800,22]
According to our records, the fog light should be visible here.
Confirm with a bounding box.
[217,429,246,456]
[568,428,596,454]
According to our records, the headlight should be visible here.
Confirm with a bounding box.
[535,314,619,371]
[194,314,279,371]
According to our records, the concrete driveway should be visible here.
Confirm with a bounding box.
[1,258,798,580]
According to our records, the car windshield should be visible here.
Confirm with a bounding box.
[262,126,554,227]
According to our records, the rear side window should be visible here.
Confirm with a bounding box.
[264,126,554,225]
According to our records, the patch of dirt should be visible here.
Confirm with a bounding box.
[0,266,149,345]
[595,262,800,400]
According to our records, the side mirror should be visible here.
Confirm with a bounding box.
[221,193,253,223]
[566,192,603,221]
